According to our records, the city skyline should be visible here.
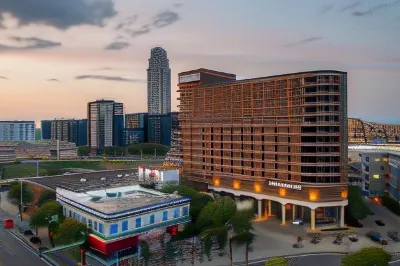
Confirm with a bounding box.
[0,0,400,125]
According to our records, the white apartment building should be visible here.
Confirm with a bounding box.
[0,121,35,142]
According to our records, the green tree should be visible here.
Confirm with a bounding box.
[347,186,372,220]
[265,257,288,266]
[37,190,56,207]
[54,218,88,245]
[127,143,169,156]
[104,146,123,156]
[341,247,391,266]
[139,240,152,266]
[7,182,33,205]
[0,167,5,180]
[77,146,90,156]
[30,200,64,228]
[196,197,255,264]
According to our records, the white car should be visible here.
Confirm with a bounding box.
[293,219,304,225]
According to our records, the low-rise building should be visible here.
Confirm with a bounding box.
[56,185,191,265]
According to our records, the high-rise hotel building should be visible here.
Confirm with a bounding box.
[87,100,124,154]
[178,68,348,230]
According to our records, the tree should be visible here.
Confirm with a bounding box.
[77,146,90,156]
[196,197,255,264]
[7,182,33,205]
[127,143,170,156]
[37,190,56,207]
[104,146,123,156]
[1,167,6,180]
[341,247,391,266]
[347,186,372,220]
[30,200,64,228]
[265,257,288,266]
[381,194,400,216]
[54,218,88,245]
[139,240,152,266]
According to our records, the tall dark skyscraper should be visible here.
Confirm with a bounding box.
[147,47,171,115]
[87,99,124,154]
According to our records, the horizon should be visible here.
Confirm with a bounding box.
[1,0,400,125]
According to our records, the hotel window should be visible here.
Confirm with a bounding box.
[99,223,104,234]
[135,217,142,228]
[122,220,128,232]
[149,214,155,224]
[94,221,98,231]
[88,219,93,229]
[182,206,189,216]
[174,208,180,218]
[110,224,118,235]
[162,211,168,221]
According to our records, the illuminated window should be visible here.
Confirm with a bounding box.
[375,158,381,162]
[372,174,380,179]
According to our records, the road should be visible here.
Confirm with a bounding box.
[0,228,48,266]
[250,254,344,266]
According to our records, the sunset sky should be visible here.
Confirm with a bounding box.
[0,0,400,127]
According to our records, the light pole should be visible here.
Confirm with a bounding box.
[20,180,23,221]
[140,150,143,160]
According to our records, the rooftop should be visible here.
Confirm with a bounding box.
[57,185,189,218]
[27,169,147,192]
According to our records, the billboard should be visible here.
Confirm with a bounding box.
[179,73,200,84]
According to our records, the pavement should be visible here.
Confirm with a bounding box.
[0,226,49,266]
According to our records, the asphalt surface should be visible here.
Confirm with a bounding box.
[0,227,48,266]
[250,254,344,266]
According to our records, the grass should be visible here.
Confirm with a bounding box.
[2,159,163,179]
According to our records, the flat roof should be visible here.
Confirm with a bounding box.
[194,70,346,88]
[57,185,190,219]
[28,169,149,192]
[179,68,236,78]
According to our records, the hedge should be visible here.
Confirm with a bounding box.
[381,194,400,216]
[341,247,391,266]
[265,257,288,266]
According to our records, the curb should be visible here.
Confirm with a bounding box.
[5,229,53,266]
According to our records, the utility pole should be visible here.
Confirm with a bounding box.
[20,181,23,221]
[154,149,157,159]
[140,150,143,160]
[36,161,39,177]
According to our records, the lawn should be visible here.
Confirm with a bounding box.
[2,159,163,179]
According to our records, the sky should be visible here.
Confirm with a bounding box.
[0,0,400,127]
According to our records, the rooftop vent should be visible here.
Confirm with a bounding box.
[101,177,106,181]
[117,174,122,177]
[80,178,87,183]
[124,174,130,177]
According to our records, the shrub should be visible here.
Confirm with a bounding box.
[381,194,400,216]
[341,247,391,266]
[265,257,288,266]
[347,186,372,220]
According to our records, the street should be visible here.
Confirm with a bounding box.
[0,227,48,266]
[251,254,344,266]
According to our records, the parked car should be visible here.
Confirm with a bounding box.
[375,220,385,226]
[366,231,389,245]
[388,232,400,242]
[19,228,34,236]
[292,219,304,225]
[348,235,359,242]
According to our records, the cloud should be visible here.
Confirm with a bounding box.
[95,67,115,71]
[353,0,400,16]
[115,15,138,30]
[104,41,130,50]
[285,37,322,47]
[173,3,183,8]
[0,0,117,30]
[47,78,60,82]
[127,24,151,38]
[340,2,361,12]
[319,4,334,14]
[0,76,8,79]
[0,36,61,51]
[152,10,180,28]
[75,75,144,83]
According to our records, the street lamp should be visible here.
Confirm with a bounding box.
[20,180,23,221]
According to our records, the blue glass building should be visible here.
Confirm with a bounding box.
[122,128,145,146]
[41,120,52,140]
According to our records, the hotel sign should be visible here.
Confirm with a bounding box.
[179,73,200,84]
[269,181,302,191]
